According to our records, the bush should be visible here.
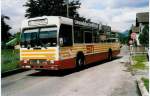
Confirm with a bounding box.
[1,49,20,73]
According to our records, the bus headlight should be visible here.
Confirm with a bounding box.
[21,60,29,65]
[23,60,28,64]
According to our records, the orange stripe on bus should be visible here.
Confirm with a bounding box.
[21,54,55,56]
[21,56,55,59]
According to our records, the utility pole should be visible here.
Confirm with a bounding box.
[66,0,69,17]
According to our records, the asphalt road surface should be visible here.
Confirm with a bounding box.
[2,46,139,96]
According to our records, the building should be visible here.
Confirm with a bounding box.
[131,12,149,46]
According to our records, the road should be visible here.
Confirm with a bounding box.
[2,46,139,96]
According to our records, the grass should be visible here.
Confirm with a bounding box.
[132,54,147,62]
[131,54,148,70]
[1,49,20,73]
[141,77,149,92]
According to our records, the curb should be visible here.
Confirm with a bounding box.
[137,79,149,96]
[1,68,29,78]
[129,53,149,96]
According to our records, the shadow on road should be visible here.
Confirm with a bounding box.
[28,56,122,77]
[2,69,29,78]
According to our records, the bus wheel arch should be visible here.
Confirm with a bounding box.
[76,51,85,68]
[108,48,112,61]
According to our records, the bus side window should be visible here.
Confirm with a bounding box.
[93,31,99,43]
[85,31,92,43]
[74,26,84,43]
[59,24,73,46]
[107,39,111,43]
[99,34,107,43]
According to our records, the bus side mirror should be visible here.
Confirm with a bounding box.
[59,38,63,46]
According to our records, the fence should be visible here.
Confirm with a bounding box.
[129,46,148,54]
[129,45,149,63]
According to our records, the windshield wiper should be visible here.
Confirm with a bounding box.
[41,43,47,49]
[38,40,48,49]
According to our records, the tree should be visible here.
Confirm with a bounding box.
[117,30,130,44]
[68,0,81,19]
[139,25,149,47]
[1,15,12,43]
[24,0,40,18]
[24,0,64,18]
[24,0,81,19]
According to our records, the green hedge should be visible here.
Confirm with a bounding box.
[1,49,20,73]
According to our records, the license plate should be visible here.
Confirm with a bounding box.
[25,65,31,68]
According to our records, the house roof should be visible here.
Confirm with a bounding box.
[136,12,149,23]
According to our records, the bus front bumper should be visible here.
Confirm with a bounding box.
[20,60,61,70]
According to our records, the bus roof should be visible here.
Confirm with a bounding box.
[21,16,73,29]
[21,16,101,30]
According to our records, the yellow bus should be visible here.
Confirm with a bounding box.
[20,16,120,70]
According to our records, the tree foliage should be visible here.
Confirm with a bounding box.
[1,15,12,42]
[139,25,149,47]
[118,30,130,44]
[24,0,82,19]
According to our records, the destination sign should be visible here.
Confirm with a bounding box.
[28,18,48,26]
[74,20,99,28]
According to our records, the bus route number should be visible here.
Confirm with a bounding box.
[86,45,94,53]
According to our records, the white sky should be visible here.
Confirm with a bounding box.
[1,0,149,34]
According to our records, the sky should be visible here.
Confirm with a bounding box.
[1,0,149,34]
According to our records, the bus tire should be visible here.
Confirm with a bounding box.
[108,49,112,61]
[76,52,85,69]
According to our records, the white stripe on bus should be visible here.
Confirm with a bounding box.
[21,52,56,54]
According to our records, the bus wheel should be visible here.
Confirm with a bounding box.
[76,55,85,69]
[108,49,112,61]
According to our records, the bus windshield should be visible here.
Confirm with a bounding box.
[21,27,57,48]
[39,27,57,47]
